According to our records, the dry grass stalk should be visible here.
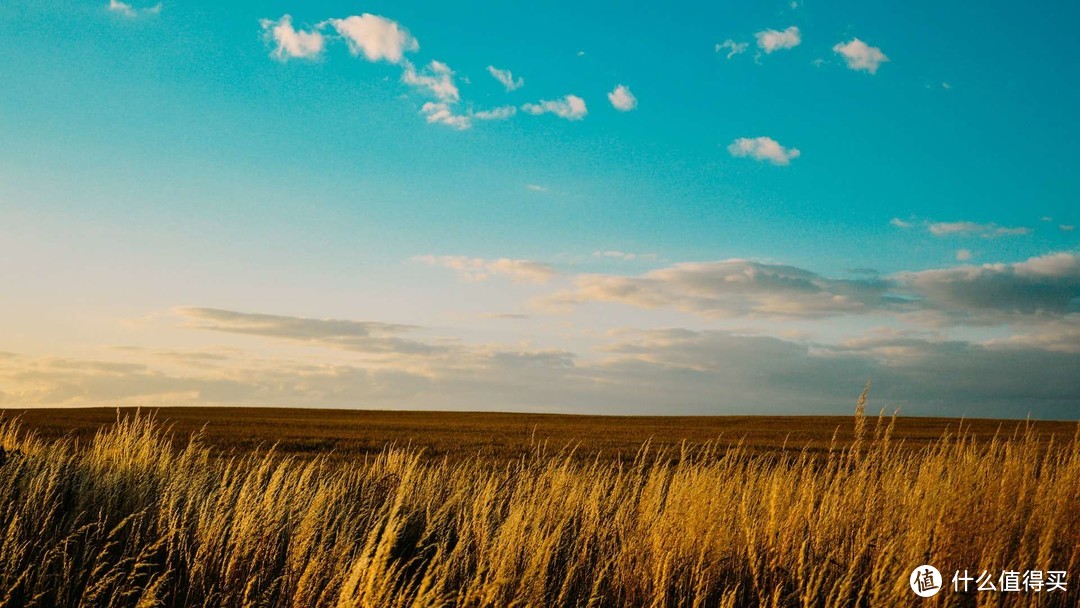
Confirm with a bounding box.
[0,401,1076,607]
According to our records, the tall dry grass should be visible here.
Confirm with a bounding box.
[0,400,1076,607]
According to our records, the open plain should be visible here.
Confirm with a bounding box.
[2,406,1076,460]
[0,401,1077,606]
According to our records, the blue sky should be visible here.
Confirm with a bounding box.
[1,0,1078,417]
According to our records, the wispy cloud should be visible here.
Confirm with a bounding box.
[984,316,1080,353]
[755,26,801,54]
[608,327,1080,417]
[727,136,800,165]
[543,253,1080,325]
[487,66,524,91]
[955,249,973,261]
[414,255,557,284]
[324,13,418,64]
[593,250,658,261]
[177,307,439,355]
[607,85,638,111]
[715,39,748,59]
[0,351,435,408]
[522,95,588,120]
[833,38,889,74]
[108,0,161,18]
[927,221,1032,238]
[3,306,1078,416]
[479,313,531,320]
[525,184,548,192]
[404,62,517,129]
[420,102,471,130]
[260,15,325,61]
[402,60,459,102]
[892,217,1033,238]
[418,103,516,130]
[543,259,890,319]
[473,106,517,120]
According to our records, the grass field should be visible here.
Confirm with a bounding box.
[0,397,1077,607]
[2,405,1075,461]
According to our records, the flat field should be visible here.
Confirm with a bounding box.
[1,406,1074,460]
[0,405,1076,607]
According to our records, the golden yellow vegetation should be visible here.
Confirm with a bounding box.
[6,405,1074,462]
[0,400,1076,607]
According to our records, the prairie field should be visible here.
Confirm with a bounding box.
[2,405,1075,461]
[0,399,1077,607]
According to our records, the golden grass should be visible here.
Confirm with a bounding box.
[4,405,1075,462]
[0,402,1077,607]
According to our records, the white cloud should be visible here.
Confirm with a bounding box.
[525,184,548,192]
[487,66,524,91]
[324,13,418,64]
[985,316,1080,354]
[593,251,658,261]
[715,39,748,59]
[473,106,517,120]
[178,308,437,355]
[543,259,888,319]
[928,221,984,235]
[927,221,1032,238]
[109,0,136,17]
[892,217,1034,238]
[5,318,1076,416]
[898,253,1080,319]
[522,95,587,120]
[755,26,801,53]
[727,136,800,165]
[254,12,591,132]
[832,38,889,74]
[607,85,638,111]
[956,249,973,262]
[1061,225,1076,232]
[414,255,557,284]
[402,60,459,102]
[418,103,516,130]
[260,15,325,61]
[417,102,517,130]
[108,0,160,18]
[420,102,471,130]
[544,252,1080,326]
[401,60,513,130]
[991,226,1033,237]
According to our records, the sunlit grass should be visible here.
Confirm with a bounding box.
[0,395,1076,607]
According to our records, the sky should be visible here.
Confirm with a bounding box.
[1,0,1078,418]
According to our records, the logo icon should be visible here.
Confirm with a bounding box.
[910,565,942,597]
